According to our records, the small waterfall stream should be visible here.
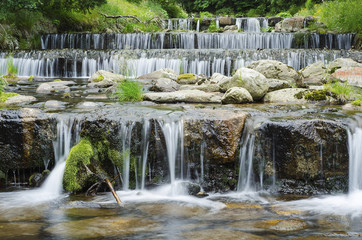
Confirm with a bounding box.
[348,124,362,192]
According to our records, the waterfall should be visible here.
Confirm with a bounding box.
[196,19,200,32]
[245,18,261,32]
[119,122,135,191]
[159,119,184,184]
[41,117,81,196]
[141,120,150,190]
[348,125,362,192]
[237,120,256,192]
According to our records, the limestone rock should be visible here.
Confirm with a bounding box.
[5,95,36,104]
[274,17,306,32]
[138,68,177,81]
[36,81,74,94]
[218,16,233,26]
[327,58,362,73]
[219,67,268,100]
[247,60,303,87]
[177,73,198,84]
[149,78,180,92]
[143,90,222,103]
[300,61,327,85]
[266,79,291,92]
[180,83,220,92]
[223,25,238,32]
[221,87,253,104]
[210,73,230,84]
[263,88,308,103]
[88,70,125,88]
[44,100,66,109]
[331,67,362,88]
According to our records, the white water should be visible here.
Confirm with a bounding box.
[141,120,150,190]
[285,122,362,217]
[119,122,135,191]
[237,126,255,192]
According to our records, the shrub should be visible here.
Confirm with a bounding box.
[6,56,17,77]
[208,20,219,32]
[114,80,143,102]
[324,80,353,103]
[276,12,292,18]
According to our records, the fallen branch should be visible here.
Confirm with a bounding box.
[99,12,141,23]
[106,178,124,207]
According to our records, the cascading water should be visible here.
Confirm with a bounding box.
[140,119,150,190]
[118,122,135,191]
[348,122,362,192]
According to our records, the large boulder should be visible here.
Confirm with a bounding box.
[219,67,269,100]
[218,16,233,26]
[327,58,362,73]
[143,90,222,103]
[210,73,231,84]
[88,70,125,88]
[300,61,327,85]
[263,88,309,103]
[331,67,362,88]
[138,68,177,81]
[247,60,303,87]
[266,79,291,92]
[149,78,180,92]
[221,87,253,104]
[274,17,306,32]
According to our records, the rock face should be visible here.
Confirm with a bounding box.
[263,88,308,103]
[274,17,306,32]
[221,87,253,104]
[254,119,349,194]
[300,61,326,85]
[219,67,268,100]
[149,78,180,92]
[88,70,125,88]
[138,68,177,81]
[247,60,303,87]
[143,90,223,103]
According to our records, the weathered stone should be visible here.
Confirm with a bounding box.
[247,60,303,87]
[275,17,306,32]
[300,61,327,85]
[266,78,291,92]
[263,88,308,103]
[221,87,253,104]
[327,58,362,73]
[138,68,177,81]
[180,83,220,92]
[210,73,230,84]
[149,78,180,92]
[331,67,362,88]
[219,67,268,100]
[177,73,198,84]
[44,100,66,109]
[223,25,238,32]
[76,102,100,109]
[88,70,125,88]
[143,90,223,103]
[36,81,74,94]
[5,95,36,104]
[218,16,233,26]
[268,17,283,27]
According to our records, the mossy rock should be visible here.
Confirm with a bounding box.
[351,99,361,106]
[304,90,327,101]
[0,92,19,102]
[93,75,105,82]
[177,73,197,84]
[63,139,94,193]
[53,79,62,82]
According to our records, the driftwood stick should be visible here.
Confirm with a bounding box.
[105,178,123,207]
[99,12,142,23]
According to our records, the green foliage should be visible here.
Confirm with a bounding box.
[305,0,314,10]
[324,80,354,103]
[261,26,274,32]
[294,32,311,47]
[208,20,219,32]
[63,139,94,193]
[94,75,104,82]
[114,80,143,102]
[276,12,292,18]
[122,23,136,33]
[0,92,18,102]
[6,56,17,77]
[304,89,327,101]
[177,73,196,82]
[319,0,362,33]
[351,99,361,106]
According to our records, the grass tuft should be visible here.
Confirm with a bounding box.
[114,80,143,102]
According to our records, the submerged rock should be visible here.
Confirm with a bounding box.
[143,90,223,103]
[247,60,303,87]
[221,87,253,104]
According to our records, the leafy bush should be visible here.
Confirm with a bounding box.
[114,80,143,102]
[208,20,219,32]
[276,12,292,17]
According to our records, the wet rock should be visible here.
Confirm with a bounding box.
[342,103,362,111]
[143,90,223,103]
[300,61,327,85]
[275,17,307,32]
[219,67,268,100]
[221,87,253,104]
[36,81,74,94]
[331,67,362,88]
[88,70,125,88]
[263,88,308,103]
[76,102,100,109]
[255,218,307,231]
[44,100,66,109]
[254,119,349,194]
[247,60,303,87]
[138,68,177,81]
[0,222,43,239]
[218,16,233,26]
[266,79,291,92]
[149,78,180,92]
[183,228,264,240]
[5,95,36,104]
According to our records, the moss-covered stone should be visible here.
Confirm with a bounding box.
[93,74,104,82]
[0,92,18,102]
[351,99,361,106]
[304,90,327,101]
[63,139,94,193]
[177,73,196,83]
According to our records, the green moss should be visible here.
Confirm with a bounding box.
[28,75,34,82]
[63,139,94,193]
[177,73,196,82]
[53,79,62,82]
[351,99,361,106]
[93,74,104,82]
[305,90,327,101]
[0,92,19,102]
[294,91,306,99]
